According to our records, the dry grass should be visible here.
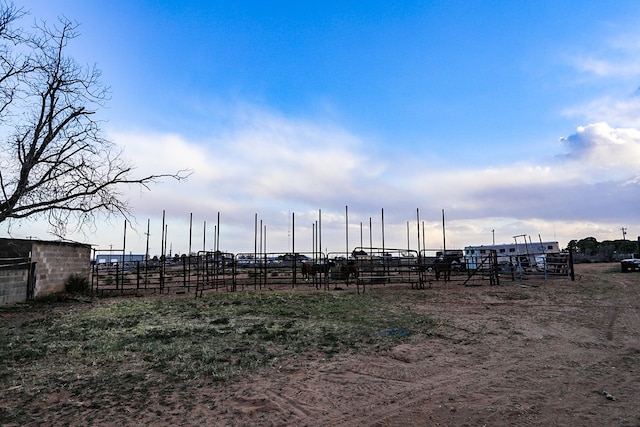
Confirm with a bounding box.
[3,264,639,426]
[0,289,441,425]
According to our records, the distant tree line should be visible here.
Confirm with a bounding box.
[568,237,639,262]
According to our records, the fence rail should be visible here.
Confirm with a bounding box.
[90,247,574,296]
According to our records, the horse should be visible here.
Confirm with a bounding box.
[301,262,314,281]
[330,260,358,281]
[434,257,452,282]
[341,261,359,280]
[301,262,334,289]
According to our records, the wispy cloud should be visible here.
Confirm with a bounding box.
[564,30,640,127]
[96,104,640,253]
[562,96,640,128]
[110,107,389,227]
[569,32,640,79]
[571,55,640,78]
[7,107,637,252]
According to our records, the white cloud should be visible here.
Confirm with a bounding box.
[103,109,639,254]
[224,116,381,201]
[569,31,640,79]
[562,96,640,128]
[558,122,640,181]
[6,105,639,254]
[562,29,640,128]
[97,108,395,252]
[571,55,640,78]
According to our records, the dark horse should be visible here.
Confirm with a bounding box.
[434,257,452,282]
[331,260,358,281]
[301,262,313,280]
[301,262,321,280]
[301,261,334,280]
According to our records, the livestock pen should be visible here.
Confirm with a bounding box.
[90,246,572,296]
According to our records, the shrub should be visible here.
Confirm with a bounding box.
[65,273,91,295]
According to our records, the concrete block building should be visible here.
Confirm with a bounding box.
[0,238,91,304]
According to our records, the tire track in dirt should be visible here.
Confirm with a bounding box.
[606,307,618,341]
[303,272,640,426]
[259,318,527,424]
[610,272,640,346]
[154,267,640,426]
[303,339,556,426]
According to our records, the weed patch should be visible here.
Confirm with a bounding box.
[0,289,439,425]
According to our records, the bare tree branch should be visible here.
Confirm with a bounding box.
[0,2,190,237]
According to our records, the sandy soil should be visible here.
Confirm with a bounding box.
[6,263,640,426]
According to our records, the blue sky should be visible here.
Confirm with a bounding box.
[6,1,640,255]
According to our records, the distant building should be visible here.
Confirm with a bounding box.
[94,253,146,264]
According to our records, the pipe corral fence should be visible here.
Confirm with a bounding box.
[91,209,574,296]
[91,247,574,297]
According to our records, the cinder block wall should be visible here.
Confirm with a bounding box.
[31,243,91,298]
[0,269,28,304]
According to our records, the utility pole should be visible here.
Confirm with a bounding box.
[441,209,446,254]
[288,210,291,253]
[145,219,150,262]
[621,227,627,240]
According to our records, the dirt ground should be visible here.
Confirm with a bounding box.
[5,263,640,426]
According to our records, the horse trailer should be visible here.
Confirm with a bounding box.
[464,241,561,271]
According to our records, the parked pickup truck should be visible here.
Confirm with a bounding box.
[621,258,640,273]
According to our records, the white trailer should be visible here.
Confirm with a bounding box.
[464,241,560,270]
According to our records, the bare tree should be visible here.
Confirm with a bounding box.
[0,3,188,237]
